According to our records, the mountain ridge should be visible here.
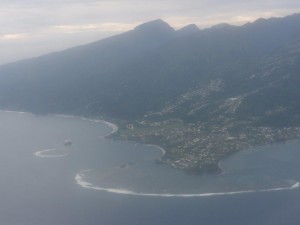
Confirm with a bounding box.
[1,14,300,173]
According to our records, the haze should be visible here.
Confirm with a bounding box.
[1,0,300,65]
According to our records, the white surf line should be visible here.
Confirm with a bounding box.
[75,170,300,198]
[217,161,227,176]
[81,118,119,137]
[34,148,69,158]
[55,114,119,137]
[99,120,119,136]
[0,110,28,114]
[55,114,77,119]
[144,144,166,156]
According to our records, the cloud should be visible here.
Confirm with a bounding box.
[0,33,29,40]
[0,0,300,64]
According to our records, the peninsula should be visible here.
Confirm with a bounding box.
[111,117,300,173]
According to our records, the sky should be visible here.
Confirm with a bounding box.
[1,0,300,65]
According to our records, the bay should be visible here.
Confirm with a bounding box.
[0,111,299,225]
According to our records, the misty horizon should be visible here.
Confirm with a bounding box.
[1,0,300,64]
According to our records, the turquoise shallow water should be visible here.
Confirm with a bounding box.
[1,111,300,225]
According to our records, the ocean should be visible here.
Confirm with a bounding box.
[0,111,299,225]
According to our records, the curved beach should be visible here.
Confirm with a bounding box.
[56,114,119,137]
[144,144,166,156]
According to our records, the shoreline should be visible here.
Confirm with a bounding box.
[144,144,166,157]
[55,114,119,137]
[1,111,119,157]
[91,119,119,136]
[3,110,300,198]
[0,111,119,137]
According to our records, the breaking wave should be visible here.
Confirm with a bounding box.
[34,147,70,158]
[75,170,300,198]
[56,114,118,137]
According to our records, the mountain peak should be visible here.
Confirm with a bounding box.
[211,23,234,29]
[177,24,200,37]
[253,17,268,24]
[134,19,175,33]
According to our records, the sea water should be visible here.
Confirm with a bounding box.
[0,111,299,225]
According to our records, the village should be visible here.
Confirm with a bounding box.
[113,118,300,173]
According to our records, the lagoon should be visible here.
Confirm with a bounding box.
[0,111,300,225]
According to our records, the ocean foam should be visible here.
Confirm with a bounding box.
[75,170,300,198]
[144,144,166,156]
[85,119,118,136]
[1,110,28,114]
[55,114,119,137]
[34,147,70,158]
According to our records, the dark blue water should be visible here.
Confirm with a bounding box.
[0,111,300,225]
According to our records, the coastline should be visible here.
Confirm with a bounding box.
[55,114,119,137]
[0,111,119,158]
[144,144,166,157]
[3,110,300,198]
[92,119,119,136]
[0,110,119,137]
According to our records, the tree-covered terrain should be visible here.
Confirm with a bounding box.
[1,14,300,172]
